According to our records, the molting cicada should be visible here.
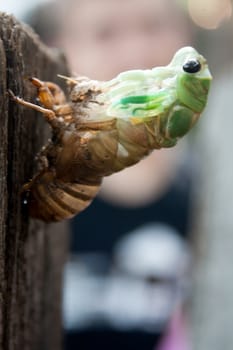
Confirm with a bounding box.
[10,46,212,222]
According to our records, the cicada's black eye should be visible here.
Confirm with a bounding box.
[183,59,201,73]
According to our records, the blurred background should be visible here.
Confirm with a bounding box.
[1,0,233,349]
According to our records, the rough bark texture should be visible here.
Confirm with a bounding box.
[0,13,70,350]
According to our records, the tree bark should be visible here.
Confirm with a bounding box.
[0,13,70,350]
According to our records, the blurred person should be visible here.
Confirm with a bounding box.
[24,0,195,250]
[53,0,194,252]
[24,1,195,349]
[56,0,191,79]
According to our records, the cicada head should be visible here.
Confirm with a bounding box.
[171,46,212,113]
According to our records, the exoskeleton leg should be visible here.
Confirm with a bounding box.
[8,77,72,128]
[8,89,56,124]
[29,77,67,107]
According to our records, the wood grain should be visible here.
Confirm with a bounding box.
[0,13,70,350]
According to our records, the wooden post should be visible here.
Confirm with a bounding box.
[0,13,70,350]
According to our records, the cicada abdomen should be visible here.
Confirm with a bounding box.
[11,46,212,222]
[22,170,101,222]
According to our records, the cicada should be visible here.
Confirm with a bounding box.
[10,46,212,222]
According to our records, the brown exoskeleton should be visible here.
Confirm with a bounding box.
[9,77,107,222]
[9,47,212,222]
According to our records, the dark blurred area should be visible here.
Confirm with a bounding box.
[70,180,191,253]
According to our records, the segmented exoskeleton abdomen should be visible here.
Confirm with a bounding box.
[24,170,101,222]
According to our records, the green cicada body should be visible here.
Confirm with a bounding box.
[76,46,212,175]
[11,46,212,221]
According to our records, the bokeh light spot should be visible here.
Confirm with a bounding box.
[188,0,232,29]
